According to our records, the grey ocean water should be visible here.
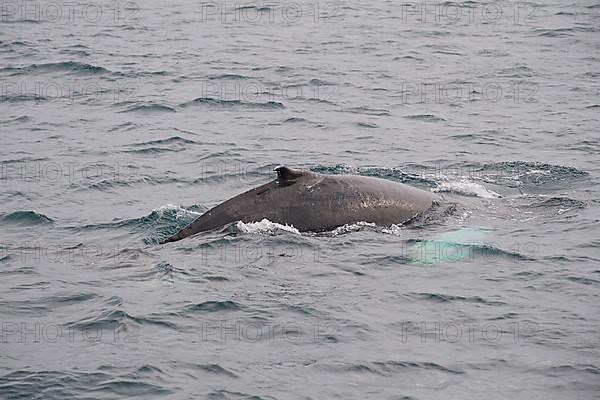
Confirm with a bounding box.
[1,0,599,398]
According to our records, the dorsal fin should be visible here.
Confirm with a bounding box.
[274,166,303,187]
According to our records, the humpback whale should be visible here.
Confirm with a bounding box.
[161,166,439,243]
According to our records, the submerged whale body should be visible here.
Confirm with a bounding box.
[161,166,439,243]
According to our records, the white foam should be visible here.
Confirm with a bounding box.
[153,204,203,217]
[433,181,500,199]
[329,221,377,235]
[381,224,404,235]
[236,218,300,234]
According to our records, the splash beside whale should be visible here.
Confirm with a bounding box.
[161,166,439,243]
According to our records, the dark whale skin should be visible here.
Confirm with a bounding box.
[161,167,438,243]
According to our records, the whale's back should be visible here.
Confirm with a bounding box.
[161,167,438,243]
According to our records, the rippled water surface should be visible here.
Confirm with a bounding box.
[1,0,599,399]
